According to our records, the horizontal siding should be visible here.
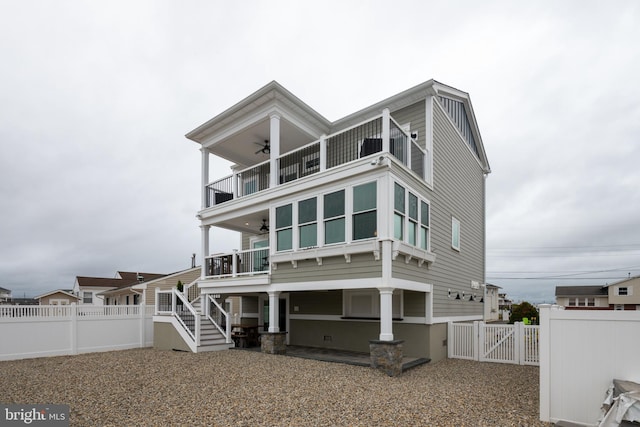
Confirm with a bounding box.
[290,290,342,315]
[391,101,426,150]
[428,104,485,318]
[403,290,426,317]
[144,269,201,305]
[392,258,430,285]
[272,253,382,284]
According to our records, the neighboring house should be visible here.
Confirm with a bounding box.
[100,267,201,306]
[0,287,11,304]
[35,289,81,305]
[159,79,490,364]
[73,271,166,305]
[484,284,501,321]
[555,285,609,309]
[498,292,513,312]
[604,276,640,310]
[555,277,640,310]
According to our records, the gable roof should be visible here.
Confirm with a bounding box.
[555,285,607,297]
[76,272,167,289]
[100,267,199,296]
[186,79,490,173]
[603,275,640,288]
[35,289,80,300]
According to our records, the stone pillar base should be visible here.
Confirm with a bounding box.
[260,332,287,354]
[369,339,404,377]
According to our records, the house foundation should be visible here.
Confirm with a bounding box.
[261,332,287,354]
[369,339,404,376]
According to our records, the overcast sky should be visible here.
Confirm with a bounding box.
[1,0,639,302]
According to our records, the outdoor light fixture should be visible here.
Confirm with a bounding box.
[259,219,269,233]
[455,292,461,300]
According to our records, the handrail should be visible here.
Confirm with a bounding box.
[205,295,232,343]
[174,289,199,344]
[204,247,270,278]
[156,289,199,344]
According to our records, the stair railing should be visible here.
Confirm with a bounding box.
[205,295,232,344]
[156,288,200,346]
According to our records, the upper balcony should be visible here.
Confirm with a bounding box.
[203,112,429,210]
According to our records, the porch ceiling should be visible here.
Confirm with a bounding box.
[210,117,317,168]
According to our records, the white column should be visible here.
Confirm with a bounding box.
[319,134,327,172]
[268,291,280,332]
[269,113,281,188]
[382,108,390,154]
[379,287,394,341]
[201,225,210,278]
[201,147,209,209]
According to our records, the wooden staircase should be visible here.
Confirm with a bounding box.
[191,298,234,352]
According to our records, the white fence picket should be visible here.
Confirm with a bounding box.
[0,304,154,361]
[448,321,539,366]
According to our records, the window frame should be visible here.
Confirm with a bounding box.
[451,216,461,251]
[83,291,93,304]
[352,181,377,241]
[275,204,293,252]
[298,197,318,248]
[323,189,346,245]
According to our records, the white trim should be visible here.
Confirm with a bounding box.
[152,316,197,352]
[433,98,488,173]
[197,277,432,295]
[431,314,482,324]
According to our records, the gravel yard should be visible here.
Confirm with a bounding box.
[1,348,549,426]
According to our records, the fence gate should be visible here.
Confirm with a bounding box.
[448,321,539,366]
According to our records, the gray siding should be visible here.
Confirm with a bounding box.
[272,253,381,284]
[289,319,443,360]
[427,103,485,318]
[290,290,342,315]
[403,290,426,317]
[391,101,426,150]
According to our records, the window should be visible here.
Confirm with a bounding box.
[577,298,586,307]
[394,183,405,240]
[83,292,93,304]
[408,193,418,246]
[617,287,629,296]
[276,204,293,251]
[615,304,624,311]
[324,190,345,244]
[451,217,461,251]
[353,182,377,240]
[420,201,430,250]
[567,298,576,307]
[587,298,595,307]
[298,197,317,248]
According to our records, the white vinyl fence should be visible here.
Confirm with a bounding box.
[0,304,154,361]
[539,305,640,426]
[448,321,539,366]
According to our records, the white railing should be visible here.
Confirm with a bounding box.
[183,279,200,302]
[0,304,145,319]
[205,295,232,343]
[448,321,539,366]
[155,288,199,344]
[204,112,425,208]
[204,247,270,279]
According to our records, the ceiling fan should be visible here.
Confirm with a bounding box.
[254,140,270,155]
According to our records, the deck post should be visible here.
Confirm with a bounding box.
[269,113,280,189]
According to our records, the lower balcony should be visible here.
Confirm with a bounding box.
[204,247,270,279]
